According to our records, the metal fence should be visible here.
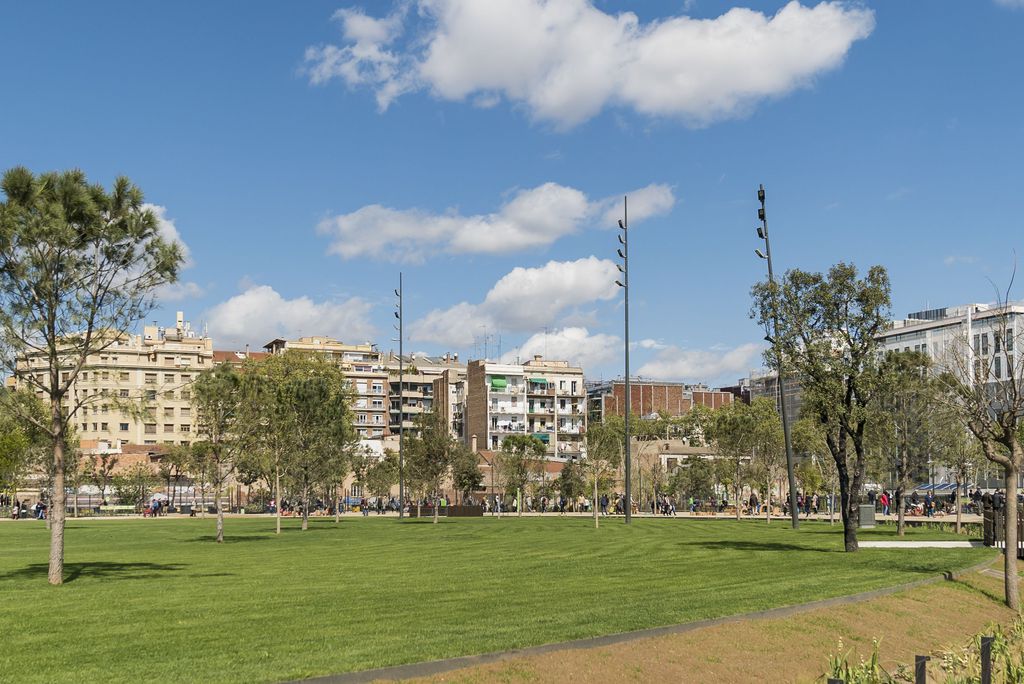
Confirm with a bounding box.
[982,504,1024,558]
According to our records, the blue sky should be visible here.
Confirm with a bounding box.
[2,1,1022,386]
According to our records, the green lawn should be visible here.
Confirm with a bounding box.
[0,516,992,683]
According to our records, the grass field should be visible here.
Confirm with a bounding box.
[0,516,993,683]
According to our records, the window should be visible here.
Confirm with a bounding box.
[373,414,383,424]
[372,383,384,394]
[996,333,1003,353]
[119,389,129,398]
[145,373,157,384]
[164,391,175,400]
[120,423,129,431]
[164,373,175,383]
[119,372,130,381]
[180,425,190,433]
[372,399,383,409]
[571,381,578,394]
[145,390,156,401]
[164,407,175,418]
[144,424,157,435]
[81,372,88,381]
[973,335,980,354]
[100,422,108,431]
[181,390,191,401]
[163,424,174,433]
[101,371,110,381]
[995,356,1003,379]
[180,441,190,446]
[81,423,88,432]
[92,423,98,431]
[144,440,156,445]
[181,374,191,382]
[164,356,175,366]
[982,333,990,355]
[61,372,69,383]
[180,407,190,417]
[1008,330,1015,352]
[101,405,108,414]
[357,414,367,424]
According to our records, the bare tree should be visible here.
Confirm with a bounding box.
[939,298,1024,609]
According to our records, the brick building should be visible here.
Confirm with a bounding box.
[586,379,734,423]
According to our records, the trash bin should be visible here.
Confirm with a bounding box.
[858,503,876,529]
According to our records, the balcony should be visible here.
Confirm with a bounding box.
[491,424,526,434]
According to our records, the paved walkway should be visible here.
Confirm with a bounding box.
[859,540,986,548]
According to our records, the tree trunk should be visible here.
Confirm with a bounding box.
[955,477,963,535]
[896,486,906,537]
[593,474,599,529]
[48,398,66,585]
[829,487,836,525]
[334,484,340,524]
[215,479,224,543]
[1003,465,1019,611]
[517,487,522,517]
[433,493,439,524]
[836,457,858,552]
[301,483,309,531]
[275,465,281,536]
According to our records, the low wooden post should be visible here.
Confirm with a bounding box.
[914,655,929,684]
[981,636,994,684]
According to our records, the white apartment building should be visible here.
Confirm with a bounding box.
[465,356,586,459]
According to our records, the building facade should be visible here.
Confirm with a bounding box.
[465,355,586,459]
[264,336,390,439]
[587,379,734,424]
[15,311,212,447]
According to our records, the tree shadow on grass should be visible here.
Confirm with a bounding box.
[680,540,837,554]
[0,561,184,583]
[187,534,274,543]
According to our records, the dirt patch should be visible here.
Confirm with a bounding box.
[402,559,1019,684]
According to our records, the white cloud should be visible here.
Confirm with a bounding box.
[502,326,621,369]
[157,281,206,302]
[143,204,204,303]
[995,0,1024,8]
[636,342,762,383]
[306,0,875,128]
[205,285,375,349]
[410,256,619,345]
[943,255,979,266]
[632,338,667,351]
[317,182,673,262]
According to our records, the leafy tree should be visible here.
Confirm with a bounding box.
[554,458,586,506]
[0,389,49,498]
[365,451,399,501]
[276,355,353,530]
[406,411,457,523]
[0,167,182,583]
[752,262,890,551]
[709,400,753,520]
[745,398,786,523]
[113,462,157,509]
[192,363,243,542]
[450,443,483,503]
[158,445,190,510]
[870,350,936,536]
[494,434,546,517]
[792,416,839,524]
[582,420,622,528]
[669,456,715,503]
[88,452,120,505]
[936,420,984,534]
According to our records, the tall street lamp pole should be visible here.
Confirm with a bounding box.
[616,196,632,524]
[754,184,799,530]
[394,274,404,519]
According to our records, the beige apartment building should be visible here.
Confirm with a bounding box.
[433,367,466,440]
[14,311,212,447]
[263,336,390,438]
[380,352,465,436]
[464,355,586,459]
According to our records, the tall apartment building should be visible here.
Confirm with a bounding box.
[15,311,212,447]
[587,379,734,423]
[748,369,803,428]
[433,367,466,439]
[380,352,465,436]
[264,336,390,438]
[465,355,586,459]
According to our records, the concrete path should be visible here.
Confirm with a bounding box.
[859,540,986,548]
